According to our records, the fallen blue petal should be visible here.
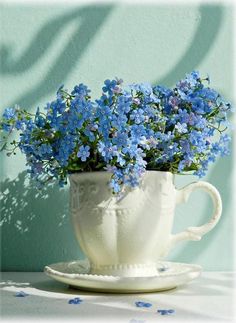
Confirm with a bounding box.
[135,301,152,308]
[68,297,83,305]
[167,309,175,314]
[15,291,29,297]
[158,267,167,272]
[157,309,175,315]
[158,265,169,272]
[68,299,75,304]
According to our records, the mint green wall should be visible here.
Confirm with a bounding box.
[0,3,234,271]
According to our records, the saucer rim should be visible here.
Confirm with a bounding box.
[44,259,202,279]
[44,260,202,293]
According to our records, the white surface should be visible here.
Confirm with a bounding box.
[70,172,221,277]
[0,271,235,322]
[44,260,201,292]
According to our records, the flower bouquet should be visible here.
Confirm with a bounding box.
[1,71,233,281]
[0,71,232,194]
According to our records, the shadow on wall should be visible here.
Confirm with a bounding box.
[0,172,83,271]
[1,4,224,109]
[156,4,223,86]
[1,4,114,109]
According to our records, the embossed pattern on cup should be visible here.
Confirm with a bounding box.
[69,171,222,277]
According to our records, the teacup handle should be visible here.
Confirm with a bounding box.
[170,181,222,249]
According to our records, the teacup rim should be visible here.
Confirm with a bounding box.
[69,170,175,185]
[69,170,174,176]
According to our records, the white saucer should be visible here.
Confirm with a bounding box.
[44,260,202,293]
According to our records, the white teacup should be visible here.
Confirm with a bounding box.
[70,171,222,277]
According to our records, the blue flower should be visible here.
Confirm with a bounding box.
[194,115,206,129]
[102,79,118,95]
[112,132,128,148]
[176,79,189,93]
[122,144,139,158]
[194,168,206,178]
[50,98,66,114]
[169,96,180,107]
[111,114,128,129]
[2,123,12,132]
[98,141,117,161]
[84,124,96,142]
[178,160,187,172]
[130,108,145,124]
[186,70,200,86]
[34,108,45,128]
[130,82,153,96]
[38,143,53,157]
[98,118,111,138]
[175,122,188,134]
[72,84,91,97]
[109,178,121,193]
[177,109,189,123]
[130,124,146,142]
[135,301,152,308]
[190,97,205,114]
[77,145,90,162]
[73,97,93,120]
[126,175,140,188]
[3,107,16,120]
[180,139,191,154]
[117,95,132,113]
[153,85,172,97]
[190,70,200,79]
[68,297,83,304]
[114,151,126,166]
[199,88,218,101]
[157,309,175,315]
[15,291,29,297]
[165,142,179,158]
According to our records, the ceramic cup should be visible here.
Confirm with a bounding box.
[70,171,222,277]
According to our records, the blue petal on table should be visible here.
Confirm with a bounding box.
[135,301,152,308]
[68,297,83,304]
[15,291,29,297]
[157,309,175,315]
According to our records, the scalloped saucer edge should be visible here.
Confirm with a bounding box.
[44,260,202,293]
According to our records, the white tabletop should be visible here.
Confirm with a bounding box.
[0,271,235,322]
